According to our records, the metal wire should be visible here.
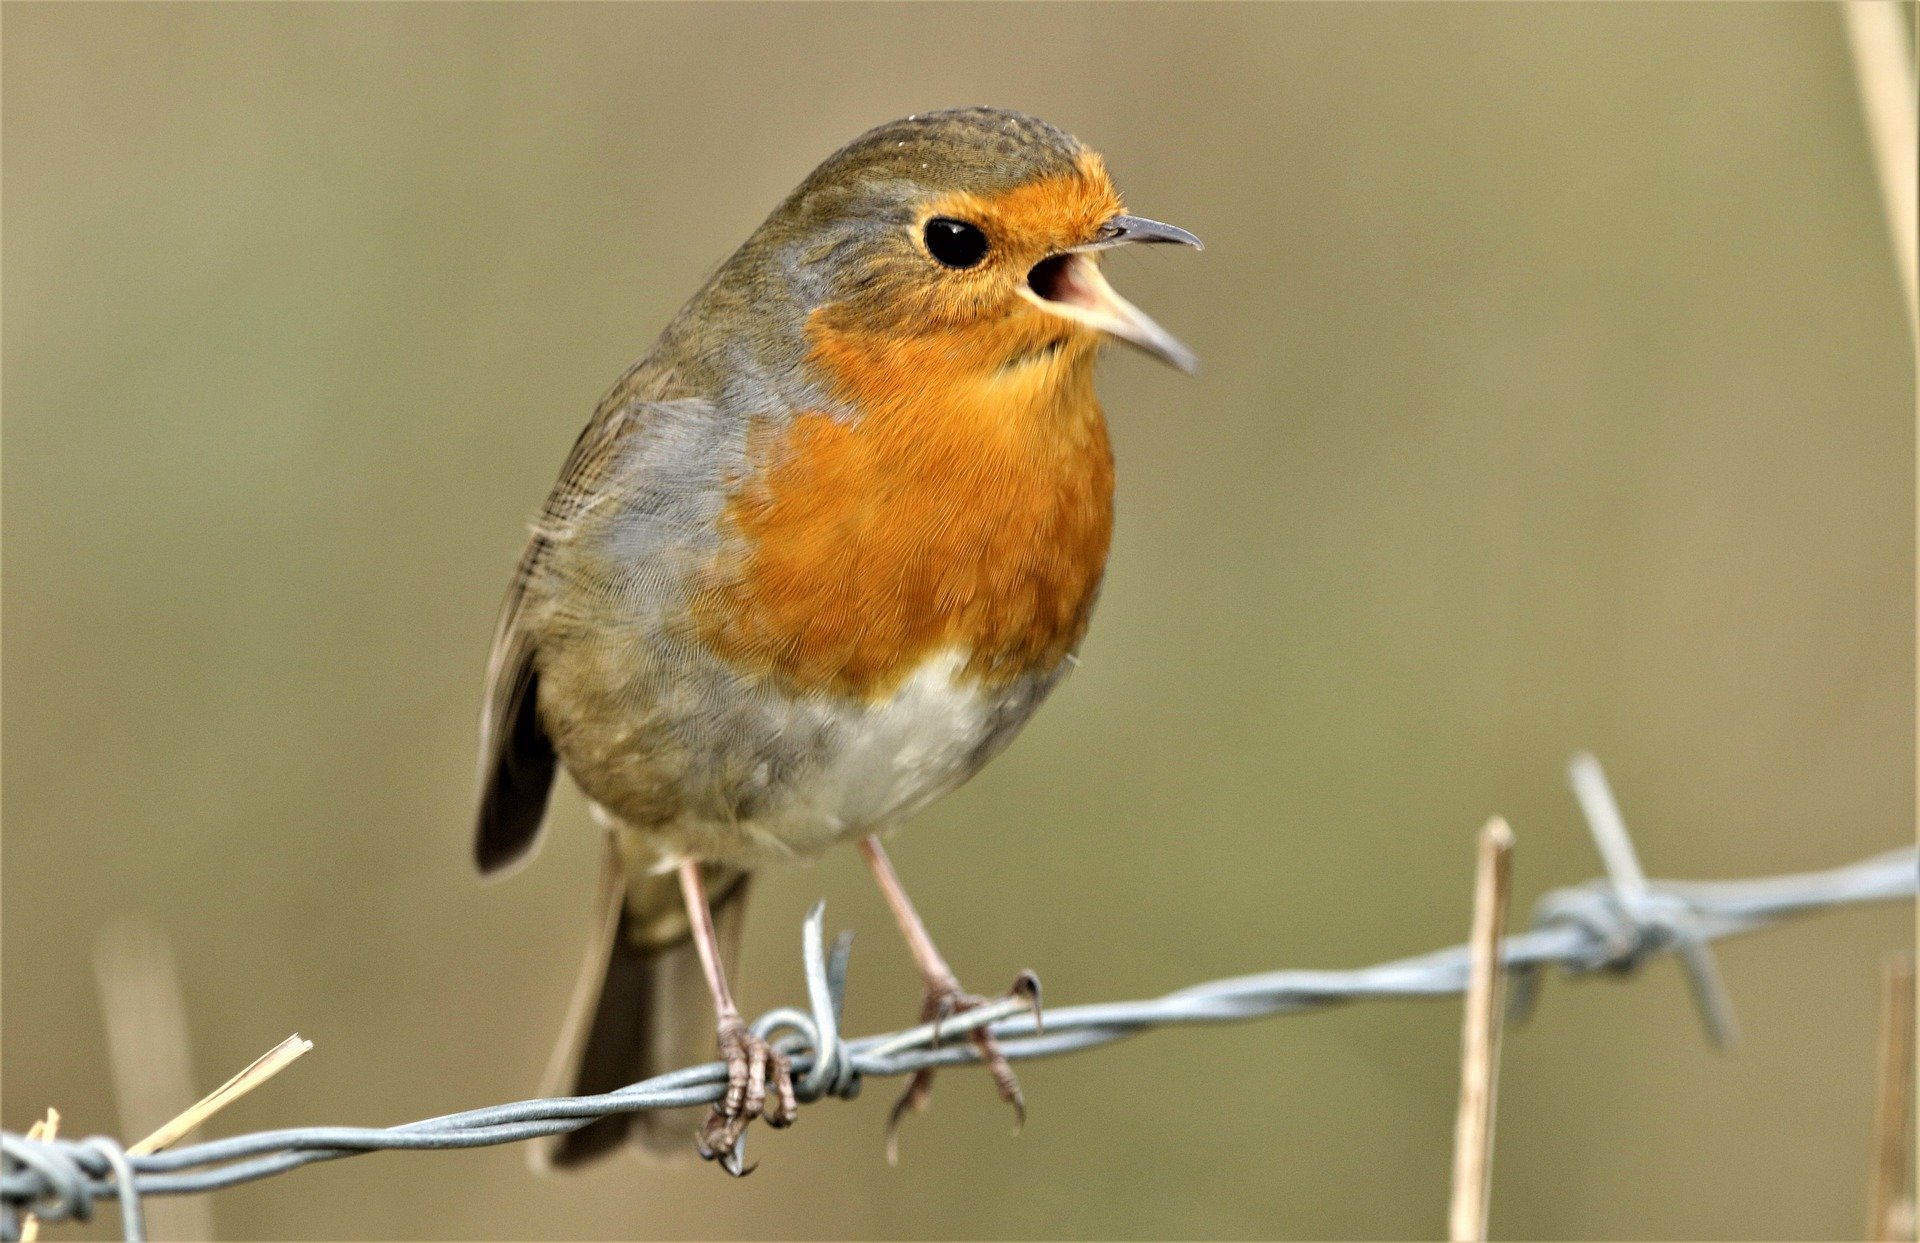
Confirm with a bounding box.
[4,758,1914,1242]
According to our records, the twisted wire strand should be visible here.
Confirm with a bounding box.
[4,844,1912,1242]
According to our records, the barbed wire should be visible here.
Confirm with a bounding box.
[4,757,1915,1242]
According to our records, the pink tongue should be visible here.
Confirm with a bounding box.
[1055,258,1098,310]
[1028,253,1093,308]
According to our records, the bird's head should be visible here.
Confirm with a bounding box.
[682,108,1200,403]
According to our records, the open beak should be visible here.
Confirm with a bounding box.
[1017,215,1202,375]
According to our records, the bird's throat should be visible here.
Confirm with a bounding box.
[692,322,1115,701]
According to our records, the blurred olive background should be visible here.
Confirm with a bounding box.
[4,3,1913,1239]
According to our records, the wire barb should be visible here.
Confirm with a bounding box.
[1508,755,1744,1046]
[1574,753,1741,1047]
[3,761,1915,1242]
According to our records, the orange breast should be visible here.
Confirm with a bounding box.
[693,323,1115,701]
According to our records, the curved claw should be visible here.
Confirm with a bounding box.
[1012,969,1043,1034]
[883,1070,933,1166]
[882,972,1040,1163]
[764,1050,799,1128]
[698,1019,796,1174]
[928,991,963,1049]
[972,1023,1026,1134]
[694,1115,756,1177]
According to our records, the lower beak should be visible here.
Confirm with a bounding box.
[1018,249,1200,375]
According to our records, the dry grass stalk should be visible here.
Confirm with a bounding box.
[95,920,202,1147]
[19,1108,61,1243]
[1868,952,1916,1242]
[130,1033,313,1157]
[1449,817,1515,1243]
[94,917,215,1239]
[1841,1,1918,345]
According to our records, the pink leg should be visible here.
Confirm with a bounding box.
[678,861,795,1170]
[858,836,1041,1163]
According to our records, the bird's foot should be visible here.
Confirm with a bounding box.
[696,1016,796,1175]
[884,969,1042,1164]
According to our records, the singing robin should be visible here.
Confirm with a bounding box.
[472,106,1200,1171]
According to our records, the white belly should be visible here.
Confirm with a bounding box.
[646,647,1002,869]
[802,647,993,828]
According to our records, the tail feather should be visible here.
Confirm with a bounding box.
[533,839,748,1170]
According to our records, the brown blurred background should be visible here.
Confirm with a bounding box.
[4,3,1913,1239]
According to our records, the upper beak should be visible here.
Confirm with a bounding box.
[1017,214,1203,374]
[1075,214,1205,253]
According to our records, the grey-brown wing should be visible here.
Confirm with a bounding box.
[472,543,557,874]
[472,383,658,875]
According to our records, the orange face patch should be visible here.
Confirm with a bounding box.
[919,152,1124,268]
[809,152,1128,357]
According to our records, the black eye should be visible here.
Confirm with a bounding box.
[924,217,989,269]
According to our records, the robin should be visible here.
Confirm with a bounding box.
[473,106,1200,1171]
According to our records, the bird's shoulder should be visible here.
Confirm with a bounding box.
[477,363,729,765]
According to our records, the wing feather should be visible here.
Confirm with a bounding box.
[472,377,660,875]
